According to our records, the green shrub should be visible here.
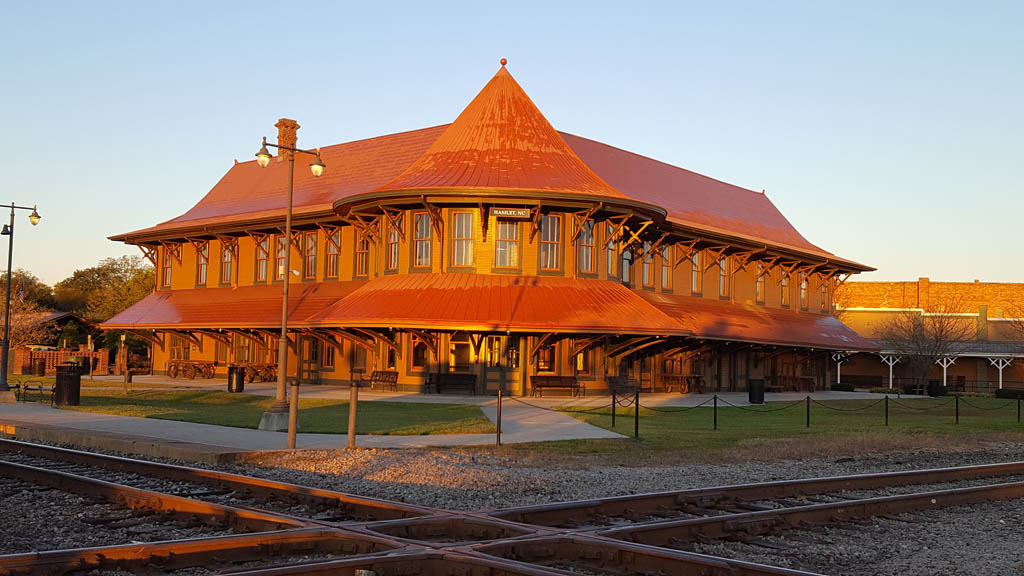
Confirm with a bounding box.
[995,389,1024,400]
[830,383,855,392]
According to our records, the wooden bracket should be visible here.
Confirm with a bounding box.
[247,232,270,258]
[570,204,602,246]
[730,250,760,274]
[570,336,603,358]
[530,332,555,358]
[421,199,444,243]
[638,232,669,262]
[125,330,164,352]
[360,329,401,358]
[607,336,658,358]
[324,328,375,353]
[757,256,781,279]
[159,241,182,265]
[408,329,439,360]
[138,244,158,266]
[166,330,203,353]
[300,329,344,357]
[621,220,653,251]
[344,212,382,245]
[673,239,699,268]
[378,208,406,243]
[469,333,486,356]
[778,260,801,279]
[193,330,232,348]
[703,246,730,272]
[214,235,239,258]
[478,203,489,243]
[275,227,303,251]
[528,205,544,243]
[605,213,632,245]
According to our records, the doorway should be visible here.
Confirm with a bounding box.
[299,336,321,384]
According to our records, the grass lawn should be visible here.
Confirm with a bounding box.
[53,388,494,435]
[9,375,185,390]
[516,396,1024,464]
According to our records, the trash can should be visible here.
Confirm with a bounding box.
[54,362,81,406]
[227,366,245,393]
[927,380,947,397]
[748,379,765,405]
[32,358,46,376]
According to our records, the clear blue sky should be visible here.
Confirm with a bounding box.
[1,1,1021,285]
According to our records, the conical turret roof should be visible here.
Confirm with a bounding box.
[373,61,629,200]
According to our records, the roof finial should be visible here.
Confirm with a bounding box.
[500,58,507,67]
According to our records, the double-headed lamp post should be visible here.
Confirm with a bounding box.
[254,130,325,448]
[0,203,41,402]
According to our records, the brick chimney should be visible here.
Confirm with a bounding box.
[275,118,300,162]
[918,277,930,310]
[977,304,988,341]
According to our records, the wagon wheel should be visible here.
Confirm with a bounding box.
[205,363,216,378]
[266,367,277,382]
[184,364,197,379]
[260,367,273,382]
[168,363,179,379]
[245,367,257,383]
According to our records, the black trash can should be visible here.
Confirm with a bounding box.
[748,379,765,405]
[227,366,244,393]
[927,380,947,397]
[54,362,81,406]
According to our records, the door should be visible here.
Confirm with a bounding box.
[482,336,507,394]
[299,336,321,384]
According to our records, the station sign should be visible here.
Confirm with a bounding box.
[492,208,531,219]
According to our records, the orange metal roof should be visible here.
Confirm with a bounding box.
[308,273,687,335]
[640,292,878,351]
[101,282,363,330]
[371,63,631,203]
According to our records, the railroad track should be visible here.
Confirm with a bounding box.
[3,438,1024,575]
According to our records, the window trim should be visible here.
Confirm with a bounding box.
[605,223,616,280]
[781,273,791,308]
[273,235,288,283]
[537,213,563,274]
[641,241,654,288]
[195,241,209,287]
[493,219,522,272]
[660,246,672,291]
[325,229,341,279]
[820,281,829,312]
[219,242,234,286]
[354,232,370,278]
[577,220,596,276]
[691,250,703,295]
[535,339,558,374]
[386,216,402,273]
[255,236,270,283]
[411,211,432,270]
[160,247,173,289]
[799,273,809,310]
[755,262,766,305]
[302,231,318,280]
[718,256,730,300]
[449,210,475,269]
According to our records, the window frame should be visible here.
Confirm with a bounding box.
[219,242,234,285]
[605,223,616,279]
[160,248,173,289]
[691,250,703,295]
[274,235,288,282]
[322,341,336,369]
[799,273,809,310]
[493,220,521,271]
[537,213,562,273]
[325,229,341,279]
[820,280,829,312]
[386,216,401,272]
[755,262,766,305]
[641,241,654,288]
[195,242,208,286]
[620,246,633,285]
[449,210,475,268]
[303,231,317,280]
[411,211,432,270]
[535,340,557,374]
[354,232,370,278]
[660,246,672,290]
[718,256,730,299]
[571,340,593,378]
[410,335,430,372]
[781,273,791,308]
[577,220,596,275]
[255,236,270,283]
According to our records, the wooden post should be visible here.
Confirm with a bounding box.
[347,381,358,449]
[633,389,639,439]
[288,381,299,449]
[496,390,502,446]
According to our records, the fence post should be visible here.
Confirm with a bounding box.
[1018,397,1021,424]
[634,390,640,440]
[955,394,959,424]
[713,394,718,430]
[611,392,616,428]
[806,395,810,429]
[496,390,502,446]
[885,395,889,426]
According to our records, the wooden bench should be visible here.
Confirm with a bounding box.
[606,376,639,396]
[363,370,399,392]
[530,375,584,397]
[427,373,477,395]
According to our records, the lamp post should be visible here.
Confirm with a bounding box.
[254,125,325,449]
[0,203,41,402]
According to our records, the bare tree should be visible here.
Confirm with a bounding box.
[3,295,59,349]
[876,294,976,384]
[1003,304,1024,342]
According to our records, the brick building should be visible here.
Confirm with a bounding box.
[836,278,1024,391]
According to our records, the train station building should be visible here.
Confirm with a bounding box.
[102,61,876,396]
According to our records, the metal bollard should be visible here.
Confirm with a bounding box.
[955,394,959,424]
[496,390,502,446]
[713,394,718,430]
[634,390,639,439]
[806,396,810,429]
[885,395,889,426]
[611,392,616,428]
[288,381,299,450]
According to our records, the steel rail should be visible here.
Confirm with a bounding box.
[601,478,1024,547]
[489,459,1024,528]
[0,437,432,521]
[0,528,405,576]
[0,459,305,533]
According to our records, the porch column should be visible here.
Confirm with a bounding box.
[989,357,1013,390]
[880,354,900,389]
[831,352,848,384]
[935,357,956,388]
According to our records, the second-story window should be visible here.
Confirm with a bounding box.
[325,229,340,279]
[781,274,791,307]
[220,244,233,284]
[605,223,616,277]
[718,257,730,298]
[274,235,288,281]
[255,237,269,282]
[196,242,208,285]
[387,217,401,272]
[691,250,703,295]
[800,273,809,309]
[620,247,633,284]
[355,233,369,277]
[755,262,765,304]
[820,281,829,312]
[539,214,561,271]
[661,246,672,290]
[641,242,653,287]
[578,220,595,274]
[495,221,519,268]
[161,248,172,288]
[304,231,317,280]
[451,211,474,267]
[413,212,431,268]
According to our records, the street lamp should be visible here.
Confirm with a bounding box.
[0,203,41,402]
[253,129,325,448]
